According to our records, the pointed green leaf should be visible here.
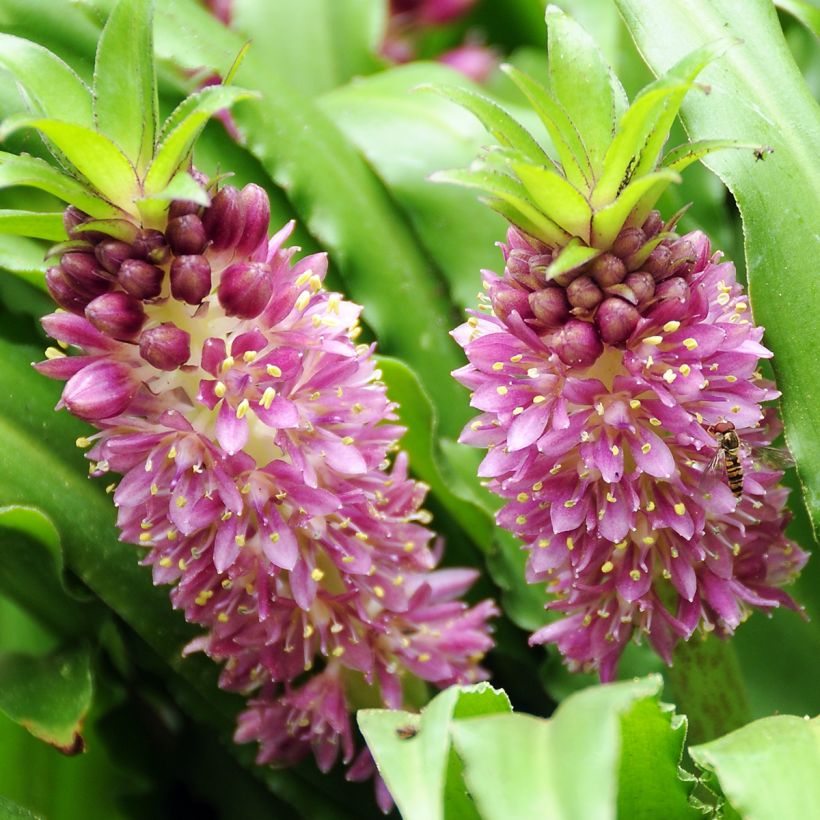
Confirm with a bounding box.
[144,85,257,196]
[0,211,65,241]
[358,684,511,820]
[427,84,549,165]
[690,716,820,820]
[512,160,592,239]
[0,118,137,209]
[776,0,820,39]
[432,167,570,245]
[591,168,680,247]
[615,0,820,533]
[546,5,625,176]
[545,237,601,281]
[0,235,48,289]
[71,218,138,243]
[501,63,592,191]
[138,169,210,225]
[0,34,92,127]
[0,646,92,754]
[93,0,157,172]
[0,152,121,219]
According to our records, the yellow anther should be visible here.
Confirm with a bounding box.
[470,420,482,430]
[730,405,741,414]
[582,615,592,626]
[393,575,404,586]
[629,569,642,581]
[242,350,257,363]
[221,578,233,589]
[418,653,431,663]
[341,436,354,445]
[563,499,576,508]
[175,496,187,508]
[515,514,527,525]
[332,646,345,657]
[649,417,662,427]
[266,363,282,378]
[532,481,543,492]
[615,539,628,550]
[533,395,547,404]
[496,385,508,396]
[732,542,742,556]
[217,613,229,623]
[259,386,276,409]
[373,586,385,598]
[550,464,563,475]
[629,399,641,409]
[309,391,321,401]
[166,529,177,541]
[610,444,620,456]
[311,568,325,582]
[735,302,747,312]
[295,291,310,311]
[75,436,92,448]
[642,536,656,545]
[641,443,652,454]
[663,321,680,333]
[44,347,66,359]
[679,364,691,377]
[517,492,529,502]
[538,538,550,548]
[643,336,663,346]
[510,354,523,363]
[662,369,677,384]
[221,356,234,372]
[492,361,504,371]
[566,537,575,551]
[527,367,539,378]
[695,412,704,424]
[683,337,698,350]
[236,399,250,419]
[726,375,737,383]
[234,534,246,547]
[512,406,524,416]
[595,402,605,416]
[601,561,614,573]
[606,492,617,503]
[178,558,187,570]
[674,503,686,516]
[355,532,368,541]
[106,483,117,494]
[645,355,654,368]
[295,270,312,287]
[159,557,172,567]
[308,274,322,292]
[212,380,227,399]
[646,500,656,512]
[139,532,152,542]
[167,446,177,460]
[716,292,730,306]
[352,402,364,414]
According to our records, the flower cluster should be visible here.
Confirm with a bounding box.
[453,217,806,679]
[37,180,496,805]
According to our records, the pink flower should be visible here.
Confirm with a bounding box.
[37,181,496,797]
[453,220,806,680]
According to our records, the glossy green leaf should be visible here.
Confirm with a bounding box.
[93,0,157,171]
[546,5,627,176]
[229,0,386,98]
[451,675,687,820]
[616,0,820,534]
[144,85,257,196]
[0,118,137,208]
[0,235,48,289]
[358,683,511,820]
[0,211,65,241]
[0,646,92,753]
[0,152,121,219]
[690,715,820,820]
[777,0,820,38]
[0,33,92,127]
[545,237,601,281]
[428,83,549,165]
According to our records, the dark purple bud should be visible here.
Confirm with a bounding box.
[590,253,627,288]
[528,286,570,326]
[95,239,132,274]
[595,297,640,345]
[625,272,655,303]
[168,198,201,220]
[46,266,91,313]
[235,184,271,257]
[166,215,208,256]
[490,284,531,323]
[60,253,112,297]
[645,245,673,280]
[63,206,90,239]
[85,292,146,340]
[505,249,541,290]
[217,262,273,318]
[549,319,603,367]
[567,275,604,310]
[133,229,171,265]
[118,259,164,300]
[667,240,696,278]
[655,276,689,303]
[642,210,663,237]
[139,323,191,370]
[62,359,136,420]
[611,227,645,261]
[202,185,243,252]
[171,255,212,304]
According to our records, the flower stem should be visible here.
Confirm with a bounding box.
[665,635,751,745]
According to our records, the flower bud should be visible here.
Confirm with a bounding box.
[168,198,201,220]
[133,229,171,265]
[624,271,655,303]
[166,215,208,255]
[549,319,603,367]
[45,266,91,313]
[95,239,132,274]
[217,262,273,318]
[85,292,146,341]
[62,360,136,420]
[642,210,663,238]
[655,276,689,303]
[60,253,112,296]
[506,250,542,290]
[566,275,603,310]
[171,255,212,304]
[63,206,90,239]
[667,240,696,278]
[118,259,164,300]
[644,245,673,280]
[139,323,191,370]
[202,185,243,252]
[590,253,626,288]
[611,227,645,260]
[490,284,531,323]
[528,286,569,326]
[595,297,640,345]
[235,184,271,257]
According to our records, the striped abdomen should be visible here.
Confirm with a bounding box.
[724,448,744,498]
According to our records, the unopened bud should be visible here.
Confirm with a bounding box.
[46,266,92,313]
[644,245,673,280]
[118,259,164,300]
[168,199,201,220]
[85,292,146,341]
[63,206,91,239]
[624,271,655,303]
[566,275,603,310]
[667,240,696,278]
[139,323,191,370]
[549,319,603,367]
[60,253,112,296]
[217,262,273,318]
[590,253,626,288]
[166,215,208,256]
[528,286,570,326]
[133,229,170,265]
[506,250,542,290]
[235,184,271,257]
[611,227,645,260]
[595,297,640,345]
[171,255,212,304]
[202,185,243,251]
[95,239,132,274]
[62,360,136,420]
[655,276,689,303]
[642,210,663,238]
[490,284,531,323]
